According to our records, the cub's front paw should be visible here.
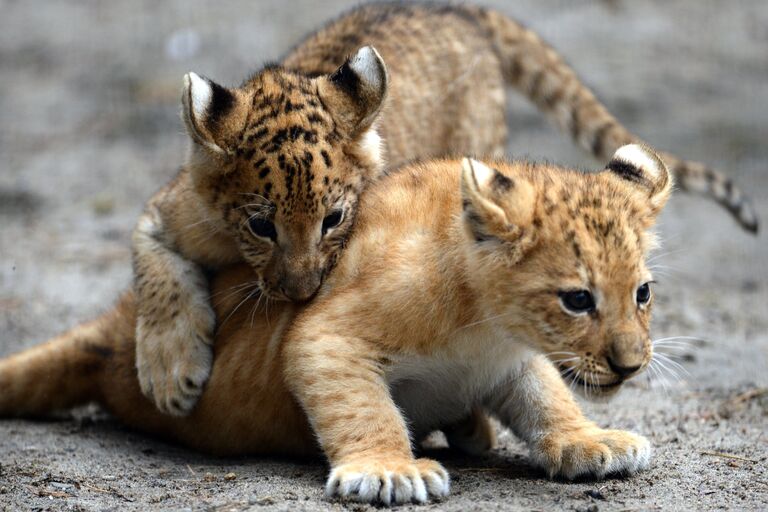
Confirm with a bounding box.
[326,457,449,505]
[531,427,651,480]
[135,306,215,416]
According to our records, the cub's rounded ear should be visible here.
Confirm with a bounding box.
[606,144,672,213]
[460,158,536,254]
[181,72,241,155]
[319,46,388,133]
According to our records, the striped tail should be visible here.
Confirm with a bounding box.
[0,294,133,417]
[473,7,758,233]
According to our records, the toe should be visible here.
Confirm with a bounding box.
[392,472,413,504]
[410,473,427,503]
[357,474,382,503]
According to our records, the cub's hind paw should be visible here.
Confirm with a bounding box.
[444,408,497,455]
[530,427,651,480]
[326,457,449,506]
[136,309,214,416]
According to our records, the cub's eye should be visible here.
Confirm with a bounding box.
[559,290,596,314]
[636,282,651,305]
[322,209,344,235]
[248,217,277,241]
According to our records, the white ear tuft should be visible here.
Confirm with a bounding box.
[462,158,497,192]
[323,45,388,132]
[348,46,386,93]
[611,144,664,182]
[607,143,671,207]
[185,72,213,120]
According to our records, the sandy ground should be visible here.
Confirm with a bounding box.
[1,1,767,510]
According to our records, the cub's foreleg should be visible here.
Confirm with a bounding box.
[486,355,651,479]
[283,321,449,505]
[132,205,216,416]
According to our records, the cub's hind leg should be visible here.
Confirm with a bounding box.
[0,295,132,417]
[443,406,497,455]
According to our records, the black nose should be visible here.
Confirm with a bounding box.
[607,357,641,378]
[279,283,318,302]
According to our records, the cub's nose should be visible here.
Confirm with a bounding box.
[607,356,641,378]
[279,272,322,302]
[607,333,646,379]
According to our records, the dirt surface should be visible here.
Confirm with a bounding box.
[1,1,767,510]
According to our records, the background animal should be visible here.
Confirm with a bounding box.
[0,1,765,510]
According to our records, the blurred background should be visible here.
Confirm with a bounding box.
[0,1,766,510]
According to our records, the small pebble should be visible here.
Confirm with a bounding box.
[253,496,275,505]
[50,482,75,492]
[584,488,606,500]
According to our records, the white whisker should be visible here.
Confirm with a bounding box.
[211,282,261,304]
[646,248,686,264]
[238,192,270,201]
[648,360,670,394]
[546,351,577,357]
[220,288,260,328]
[653,336,707,343]
[655,352,690,376]
[455,311,515,331]
[652,356,683,383]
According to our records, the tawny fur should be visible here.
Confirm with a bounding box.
[132,2,756,416]
[1,146,668,505]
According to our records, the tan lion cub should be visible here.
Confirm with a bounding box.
[0,144,668,505]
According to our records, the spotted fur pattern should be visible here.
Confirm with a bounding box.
[1,146,667,505]
[133,2,756,416]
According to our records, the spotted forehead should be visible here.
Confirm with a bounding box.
[225,72,354,218]
[540,176,647,268]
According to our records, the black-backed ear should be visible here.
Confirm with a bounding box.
[181,72,242,155]
[318,46,388,134]
[460,158,536,257]
[606,144,672,214]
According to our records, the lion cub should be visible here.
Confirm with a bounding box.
[132,46,389,416]
[0,144,669,505]
[282,145,669,502]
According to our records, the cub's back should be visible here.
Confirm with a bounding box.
[330,160,463,283]
[284,3,507,166]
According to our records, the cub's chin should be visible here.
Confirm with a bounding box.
[560,369,625,402]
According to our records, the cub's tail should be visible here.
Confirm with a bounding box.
[0,293,135,417]
[472,7,758,233]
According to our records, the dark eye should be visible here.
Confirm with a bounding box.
[249,217,277,241]
[636,282,651,305]
[559,290,596,314]
[322,209,344,235]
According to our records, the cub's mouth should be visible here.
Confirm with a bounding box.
[559,365,624,394]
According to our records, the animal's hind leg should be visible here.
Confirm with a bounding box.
[0,296,131,417]
[443,406,497,455]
